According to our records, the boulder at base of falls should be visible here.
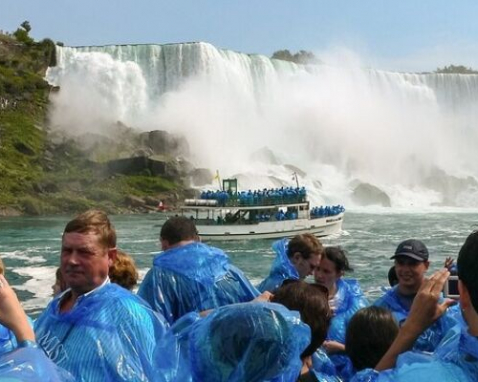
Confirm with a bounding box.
[352,183,391,207]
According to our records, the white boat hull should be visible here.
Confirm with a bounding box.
[197,213,344,241]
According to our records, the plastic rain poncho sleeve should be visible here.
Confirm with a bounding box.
[350,362,468,382]
[187,302,311,382]
[0,346,74,382]
[325,278,369,381]
[373,286,458,352]
[0,317,34,356]
[34,283,169,382]
[138,242,259,325]
[257,238,299,293]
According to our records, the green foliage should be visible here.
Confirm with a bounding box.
[271,49,321,65]
[435,65,478,74]
[20,21,31,33]
[13,26,34,46]
[0,26,185,215]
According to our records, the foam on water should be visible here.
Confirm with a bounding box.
[11,266,57,315]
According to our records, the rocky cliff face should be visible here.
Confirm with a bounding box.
[0,31,197,216]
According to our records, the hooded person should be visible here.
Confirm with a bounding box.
[175,302,310,382]
[138,216,259,325]
[258,234,323,293]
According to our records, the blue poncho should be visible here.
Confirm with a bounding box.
[34,283,169,382]
[373,286,458,352]
[0,347,74,381]
[324,278,369,381]
[163,302,311,382]
[257,239,299,293]
[0,324,19,356]
[0,317,34,356]
[138,242,259,324]
[311,348,341,382]
[350,361,469,382]
[350,324,476,381]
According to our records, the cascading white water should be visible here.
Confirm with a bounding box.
[46,42,478,208]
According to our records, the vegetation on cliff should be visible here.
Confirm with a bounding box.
[271,49,322,65]
[0,24,186,216]
[435,65,478,74]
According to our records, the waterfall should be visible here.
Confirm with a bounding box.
[46,42,478,208]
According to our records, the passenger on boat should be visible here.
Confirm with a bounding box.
[108,249,139,291]
[271,280,341,381]
[373,239,458,353]
[52,267,67,297]
[162,280,336,382]
[176,302,310,382]
[345,306,399,373]
[0,274,74,381]
[257,233,323,293]
[351,233,477,382]
[34,210,169,382]
[138,216,259,325]
[51,249,139,295]
[314,246,369,381]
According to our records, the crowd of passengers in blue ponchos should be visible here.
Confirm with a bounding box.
[0,235,474,382]
[200,186,308,205]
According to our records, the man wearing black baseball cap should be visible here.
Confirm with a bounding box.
[374,239,458,353]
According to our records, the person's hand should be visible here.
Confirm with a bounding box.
[323,340,345,354]
[443,257,454,270]
[253,291,274,303]
[0,274,34,342]
[403,268,454,336]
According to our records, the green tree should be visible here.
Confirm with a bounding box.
[435,65,478,74]
[271,49,321,65]
[13,21,33,45]
[20,21,31,33]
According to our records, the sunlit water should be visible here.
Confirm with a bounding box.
[1,211,476,318]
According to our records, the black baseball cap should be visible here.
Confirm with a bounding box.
[390,239,429,262]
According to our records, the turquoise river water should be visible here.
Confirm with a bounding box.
[0,211,476,317]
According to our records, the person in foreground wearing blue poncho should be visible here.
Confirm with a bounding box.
[138,216,259,324]
[352,232,478,381]
[258,233,323,293]
[161,280,339,382]
[374,239,458,353]
[314,246,369,381]
[34,210,169,382]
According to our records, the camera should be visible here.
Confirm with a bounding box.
[443,275,459,299]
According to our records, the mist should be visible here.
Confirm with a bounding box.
[45,43,478,208]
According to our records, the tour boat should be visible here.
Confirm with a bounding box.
[180,179,344,241]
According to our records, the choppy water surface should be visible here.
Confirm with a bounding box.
[0,211,476,317]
